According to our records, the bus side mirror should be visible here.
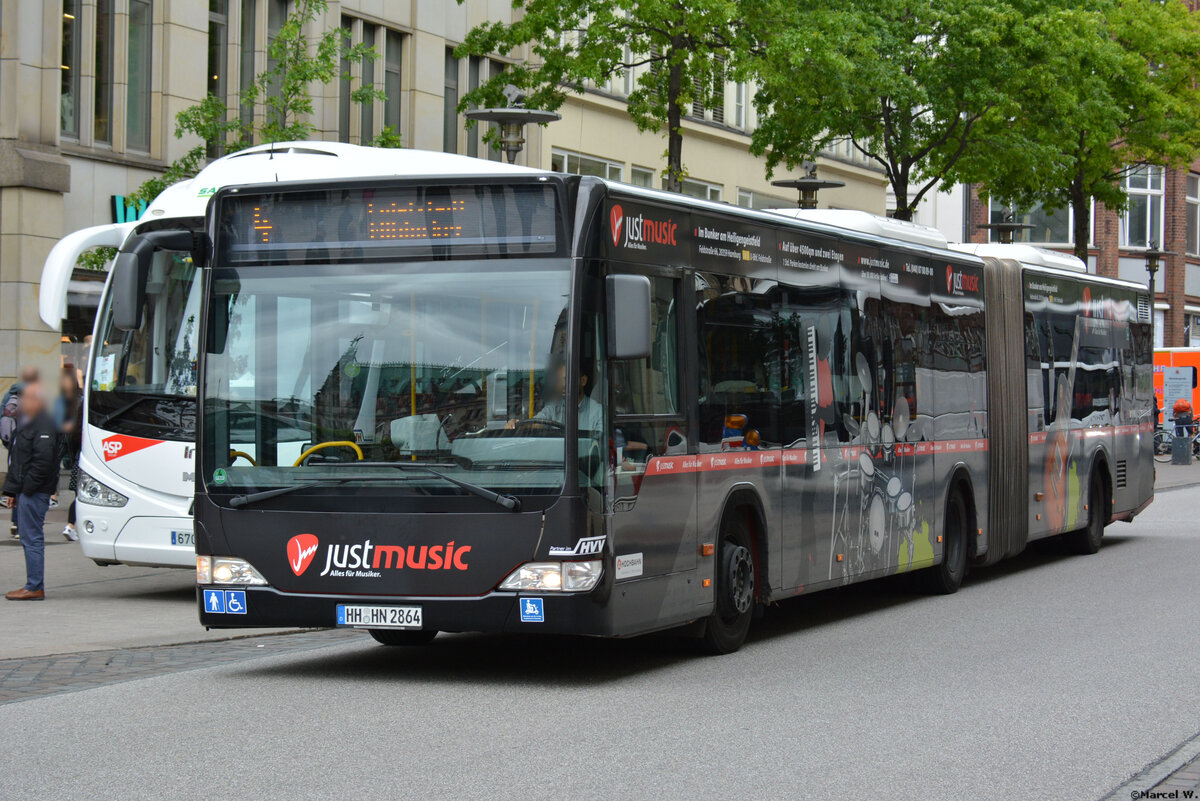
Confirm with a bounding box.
[111,252,146,331]
[606,274,651,360]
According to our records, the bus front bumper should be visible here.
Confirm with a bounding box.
[197,584,612,636]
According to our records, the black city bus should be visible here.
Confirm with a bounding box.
[108,169,1153,653]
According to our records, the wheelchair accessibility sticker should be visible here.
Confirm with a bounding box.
[205,589,247,615]
[519,597,544,623]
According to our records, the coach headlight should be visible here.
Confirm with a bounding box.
[204,556,267,586]
[498,560,602,592]
[75,471,128,507]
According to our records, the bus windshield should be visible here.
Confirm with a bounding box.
[201,262,580,498]
[90,248,201,441]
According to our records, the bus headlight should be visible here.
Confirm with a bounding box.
[498,560,602,592]
[203,556,267,586]
[75,472,128,507]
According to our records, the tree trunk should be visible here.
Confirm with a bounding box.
[664,42,684,193]
[1069,176,1089,263]
[891,176,911,221]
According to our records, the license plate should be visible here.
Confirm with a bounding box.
[337,604,422,629]
[171,530,195,547]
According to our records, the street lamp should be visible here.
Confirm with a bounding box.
[978,209,1034,245]
[771,161,846,210]
[463,85,561,164]
[1144,240,1165,295]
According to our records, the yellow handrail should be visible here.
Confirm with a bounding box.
[292,440,365,467]
[229,450,257,466]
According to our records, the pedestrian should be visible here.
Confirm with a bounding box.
[54,367,83,542]
[1,366,40,539]
[3,381,59,600]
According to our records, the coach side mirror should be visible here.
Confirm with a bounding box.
[112,230,205,332]
[606,274,651,360]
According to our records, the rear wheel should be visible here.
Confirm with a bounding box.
[368,629,438,646]
[1065,472,1106,555]
[917,489,968,594]
[1153,431,1172,463]
[700,512,756,654]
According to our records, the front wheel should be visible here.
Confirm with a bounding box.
[1153,431,1172,463]
[916,489,968,594]
[368,629,438,646]
[700,512,756,654]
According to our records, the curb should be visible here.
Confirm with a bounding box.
[1099,729,1200,800]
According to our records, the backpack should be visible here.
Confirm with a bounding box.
[0,389,19,450]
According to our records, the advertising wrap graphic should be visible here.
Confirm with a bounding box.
[287,534,320,576]
[101,433,164,461]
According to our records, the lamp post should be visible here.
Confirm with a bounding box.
[771,161,845,210]
[978,209,1034,244]
[1144,240,1164,296]
[463,85,561,164]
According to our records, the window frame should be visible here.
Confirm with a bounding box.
[550,148,624,182]
[1121,165,1165,249]
[1186,173,1199,257]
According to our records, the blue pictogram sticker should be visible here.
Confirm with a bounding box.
[336,604,346,625]
[204,589,226,614]
[225,590,247,614]
[519,597,544,623]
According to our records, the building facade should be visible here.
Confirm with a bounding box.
[0,0,888,395]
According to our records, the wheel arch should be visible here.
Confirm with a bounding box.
[716,483,770,604]
[944,463,980,562]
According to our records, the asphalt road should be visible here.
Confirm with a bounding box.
[2,486,1199,800]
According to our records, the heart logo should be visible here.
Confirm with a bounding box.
[287,534,320,576]
[946,265,954,294]
[610,204,624,246]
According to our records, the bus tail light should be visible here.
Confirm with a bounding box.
[198,555,267,586]
[499,560,602,593]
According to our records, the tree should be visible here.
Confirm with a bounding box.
[456,0,746,191]
[966,0,1200,260]
[126,0,390,209]
[745,0,1049,220]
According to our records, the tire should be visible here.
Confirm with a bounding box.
[1153,431,1172,463]
[917,489,968,594]
[368,629,438,646]
[700,511,756,654]
[1065,472,1106,555]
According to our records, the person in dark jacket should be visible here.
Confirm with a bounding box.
[3,382,58,600]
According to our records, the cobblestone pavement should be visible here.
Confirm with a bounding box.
[0,629,360,704]
[1154,752,1200,794]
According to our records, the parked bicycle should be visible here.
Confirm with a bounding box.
[1153,424,1199,463]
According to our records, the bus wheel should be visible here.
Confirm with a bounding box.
[917,489,967,595]
[368,629,438,646]
[700,512,756,654]
[1065,472,1106,555]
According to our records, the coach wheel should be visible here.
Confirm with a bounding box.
[368,629,438,646]
[1065,472,1106,555]
[917,489,967,595]
[700,512,756,654]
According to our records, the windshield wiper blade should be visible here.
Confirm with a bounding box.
[229,477,351,508]
[315,461,522,512]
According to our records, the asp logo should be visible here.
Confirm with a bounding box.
[101,434,163,461]
[946,265,980,296]
[287,534,320,576]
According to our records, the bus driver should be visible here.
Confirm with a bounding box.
[508,357,603,433]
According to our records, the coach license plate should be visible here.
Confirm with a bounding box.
[337,604,422,629]
[170,530,194,547]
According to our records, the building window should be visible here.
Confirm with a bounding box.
[443,49,458,153]
[551,149,623,181]
[1122,165,1164,248]
[737,188,790,211]
[94,0,114,143]
[1187,174,1199,257]
[126,0,153,152]
[988,199,1087,246]
[1154,310,1165,349]
[672,177,722,202]
[732,82,746,129]
[631,166,654,188]
[61,0,82,138]
[359,25,376,142]
[384,31,402,135]
[466,57,481,158]
[239,0,256,132]
[208,1,229,103]
[1190,313,1200,348]
[338,16,353,143]
[622,45,635,95]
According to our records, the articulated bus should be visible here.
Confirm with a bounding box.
[112,167,1153,652]
[40,142,529,569]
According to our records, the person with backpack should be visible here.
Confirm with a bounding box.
[2,366,40,539]
[3,381,58,600]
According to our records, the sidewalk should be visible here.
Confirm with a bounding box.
[0,492,291,659]
[1153,460,1200,491]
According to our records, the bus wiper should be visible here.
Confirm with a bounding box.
[329,461,522,512]
[228,463,521,512]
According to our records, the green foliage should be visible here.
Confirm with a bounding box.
[964,0,1200,257]
[128,0,390,208]
[455,0,748,190]
[746,0,1051,220]
[77,246,117,272]
[367,125,404,149]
